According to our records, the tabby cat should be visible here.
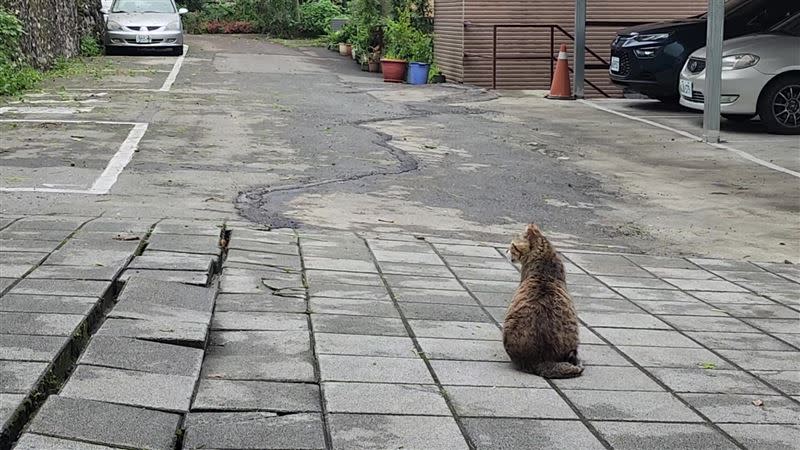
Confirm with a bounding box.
[503,224,583,378]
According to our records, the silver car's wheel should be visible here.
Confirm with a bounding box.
[758,75,800,135]
[773,85,800,128]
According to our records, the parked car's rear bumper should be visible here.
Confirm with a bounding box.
[104,30,183,48]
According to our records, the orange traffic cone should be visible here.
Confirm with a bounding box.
[547,43,574,100]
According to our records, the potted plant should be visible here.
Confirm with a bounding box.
[368,45,381,72]
[381,9,416,82]
[337,23,356,56]
[407,32,433,85]
[428,64,445,83]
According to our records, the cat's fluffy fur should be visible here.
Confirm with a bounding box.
[503,224,583,378]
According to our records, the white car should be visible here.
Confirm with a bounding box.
[679,12,800,134]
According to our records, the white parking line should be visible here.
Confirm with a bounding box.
[580,99,800,179]
[160,45,188,92]
[0,119,148,195]
[0,106,94,114]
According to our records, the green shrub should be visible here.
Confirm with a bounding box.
[0,63,40,96]
[203,1,236,21]
[80,35,102,57]
[0,8,41,96]
[298,0,341,36]
[0,7,23,64]
[182,11,207,33]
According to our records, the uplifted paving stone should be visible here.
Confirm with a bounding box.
[0,312,84,336]
[129,252,216,272]
[311,314,408,337]
[399,303,492,323]
[111,299,212,325]
[224,249,301,270]
[318,354,433,384]
[96,317,209,347]
[9,279,110,298]
[564,390,703,422]
[417,338,508,362]
[117,277,215,313]
[617,346,732,369]
[220,273,303,296]
[28,396,180,450]
[0,334,67,362]
[464,418,604,450]
[447,386,576,419]
[146,234,220,255]
[231,228,296,244]
[649,368,775,394]
[0,294,98,315]
[330,414,469,450]
[119,269,209,286]
[14,434,122,450]
[309,297,399,318]
[59,365,196,412]
[193,380,320,412]
[720,423,800,449]
[183,412,325,450]
[212,312,307,331]
[215,293,306,313]
[44,249,132,269]
[80,336,203,376]
[592,422,737,450]
[323,382,449,415]
[26,265,121,281]
[228,240,298,256]
[201,331,314,382]
[314,333,417,358]
[431,360,549,388]
[680,393,800,423]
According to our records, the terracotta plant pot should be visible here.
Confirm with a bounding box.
[345,44,352,56]
[368,61,380,72]
[338,43,348,56]
[380,59,407,83]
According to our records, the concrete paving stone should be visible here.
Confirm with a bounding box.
[111,299,212,326]
[118,277,215,313]
[774,333,800,348]
[319,354,433,383]
[45,249,133,268]
[463,280,518,294]
[0,229,71,242]
[183,412,325,450]
[220,273,303,295]
[80,336,203,376]
[688,258,762,272]
[323,382,449,415]
[441,255,515,269]
[660,315,758,333]
[617,346,733,369]
[737,281,799,295]
[311,314,408,336]
[597,276,673,290]
[485,306,505,323]
[432,360,549,388]
[579,326,604,344]
[60,365,195,412]
[9,279,110,298]
[309,284,390,301]
[0,277,15,294]
[708,302,799,320]
[435,244,502,258]
[563,253,651,277]
[228,240,298,256]
[392,288,478,306]
[417,337,508,362]
[367,239,432,253]
[330,414,469,450]
[13,433,123,449]
[717,349,800,371]
[201,331,314,382]
[666,278,748,292]
[631,299,728,316]
[753,261,800,276]
[300,245,372,261]
[96,317,209,347]
[625,255,698,269]
[0,241,61,254]
[742,318,800,334]
[616,288,698,301]
[680,393,800,423]
[1,392,23,428]
[566,390,704,422]
[80,219,151,234]
[305,270,383,287]
[225,249,301,270]
[0,312,84,336]
[450,267,519,282]
[385,275,463,291]
[0,334,67,362]
[643,267,720,280]
[565,274,605,287]
[579,311,672,329]
[691,291,776,304]
[8,217,86,231]
[471,291,512,307]
[750,370,800,395]
[26,265,122,281]
[715,270,790,284]
[371,250,443,265]
[554,366,663,391]
[578,344,631,366]
[399,303,492,323]
[594,328,700,348]
[686,331,795,351]
[378,261,454,277]
[232,228,296,243]
[212,312,307,331]
[447,386,576,419]
[568,284,623,299]
[592,422,737,450]
[215,293,307,313]
[193,379,321,412]
[303,257,376,273]
[408,319,501,340]
[119,269,209,286]
[128,252,216,272]
[573,297,662,315]
[146,234,220,256]
[723,424,800,449]
[464,418,603,450]
[63,234,141,252]
[309,297,399,318]
[28,395,180,449]
[314,333,417,358]
[650,367,775,394]
[0,294,98,315]
[0,361,47,393]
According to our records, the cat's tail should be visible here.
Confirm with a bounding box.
[525,361,584,379]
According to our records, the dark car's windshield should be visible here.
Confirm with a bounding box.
[111,0,175,13]
[770,13,800,36]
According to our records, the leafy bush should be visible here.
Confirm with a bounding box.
[0,7,23,63]
[80,36,102,57]
[0,64,40,96]
[383,3,432,62]
[202,1,236,21]
[0,8,41,96]
[182,11,207,33]
[205,20,255,33]
[298,0,341,36]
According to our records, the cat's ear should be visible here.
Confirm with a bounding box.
[525,223,541,241]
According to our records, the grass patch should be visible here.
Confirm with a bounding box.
[269,36,327,48]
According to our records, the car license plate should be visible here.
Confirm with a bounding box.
[679,79,693,98]
[135,34,151,44]
[610,56,620,73]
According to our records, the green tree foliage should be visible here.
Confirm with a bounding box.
[298,0,342,36]
[0,8,41,96]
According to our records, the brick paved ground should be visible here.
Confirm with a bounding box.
[1,215,798,449]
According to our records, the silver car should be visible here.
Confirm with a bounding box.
[679,12,800,134]
[102,0,187,56]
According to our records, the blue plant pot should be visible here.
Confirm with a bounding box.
[407,62,430,85]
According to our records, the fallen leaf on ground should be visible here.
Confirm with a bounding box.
[752,399,764,407]
[113,233,140,241]
[377,219,394,223]
[699,362,716,370]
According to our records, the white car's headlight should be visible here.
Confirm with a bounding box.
[721,54,759,71]
[165,20,181,31]
[633,33,670,42]
[107,20,123,31]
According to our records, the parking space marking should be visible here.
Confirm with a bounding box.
[0,106,94,115]
[0,119,149,195]
[581,99,800,179]
[160,45,189,92]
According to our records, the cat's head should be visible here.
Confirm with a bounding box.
[509,223,549,263]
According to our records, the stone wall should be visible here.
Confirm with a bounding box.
[0,0,102,69]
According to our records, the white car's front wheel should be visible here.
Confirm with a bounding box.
[758,74,800,135]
